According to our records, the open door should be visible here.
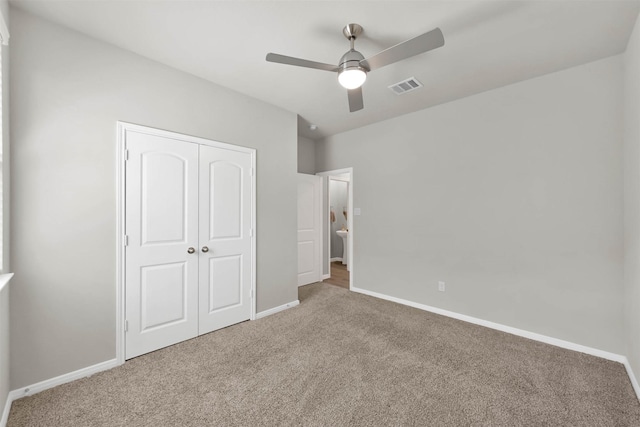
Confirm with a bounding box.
[297,174,322,286]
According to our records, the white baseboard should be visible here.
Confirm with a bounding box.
[1,358,120,427]
[10,358,120,399]
[321,274,330,281]
[255,300,299,319]
[330,257,342,263]
[350,286,638,397]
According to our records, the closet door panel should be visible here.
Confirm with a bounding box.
[198,145,252,335]
[125,131,199,359]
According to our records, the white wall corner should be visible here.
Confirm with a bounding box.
[1,392,11,427]
[0,273,13,293]
[623,359,640,402]
[0,8,8,46]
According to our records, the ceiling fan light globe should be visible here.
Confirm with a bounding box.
[338,68,367,89]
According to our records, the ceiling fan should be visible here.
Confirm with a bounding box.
[266,23,445,113]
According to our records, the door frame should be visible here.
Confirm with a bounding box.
[316,167,354,290]
[327,175,349,267]
[116,121,257,364]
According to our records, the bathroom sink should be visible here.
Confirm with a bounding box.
[336,229,348,267]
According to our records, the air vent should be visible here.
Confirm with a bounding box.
[388,77,423,95]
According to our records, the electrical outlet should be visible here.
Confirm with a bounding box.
[438,281,445,292]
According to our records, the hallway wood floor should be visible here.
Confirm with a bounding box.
[324,261,349,289]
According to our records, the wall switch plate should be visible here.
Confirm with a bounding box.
[438,281,445,292]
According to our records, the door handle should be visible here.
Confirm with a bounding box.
[187,247,196,254]
[201,246,209,253]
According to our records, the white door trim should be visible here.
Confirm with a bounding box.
[116,121,257,364]
[316,168,354,290]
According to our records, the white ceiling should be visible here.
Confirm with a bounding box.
[10,0,640,140]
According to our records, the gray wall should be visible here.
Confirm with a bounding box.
[316,55,624,354]
[624,13,640,379]
[0,0,9,414]
[297,136,316,174]
[10,8,298,389]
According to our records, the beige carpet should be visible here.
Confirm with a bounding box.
[8,283,640,426]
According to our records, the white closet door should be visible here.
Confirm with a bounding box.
[125,132,199,359]
[297,174,322,286]
[198,145,252,335]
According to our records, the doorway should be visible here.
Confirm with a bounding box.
[316,168,353,290]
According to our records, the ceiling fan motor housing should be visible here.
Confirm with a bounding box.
[338,49,368,89]
[339,49,367,72]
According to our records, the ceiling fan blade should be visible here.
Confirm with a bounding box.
[348,87,364,112]
[360,28,444,71]
[266,53,338,72]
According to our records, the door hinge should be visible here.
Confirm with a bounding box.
[250,168,254,176]
[249,228,254,237]
[125,320,129,332]
[124,235,129,246]
[124,149,129,161]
